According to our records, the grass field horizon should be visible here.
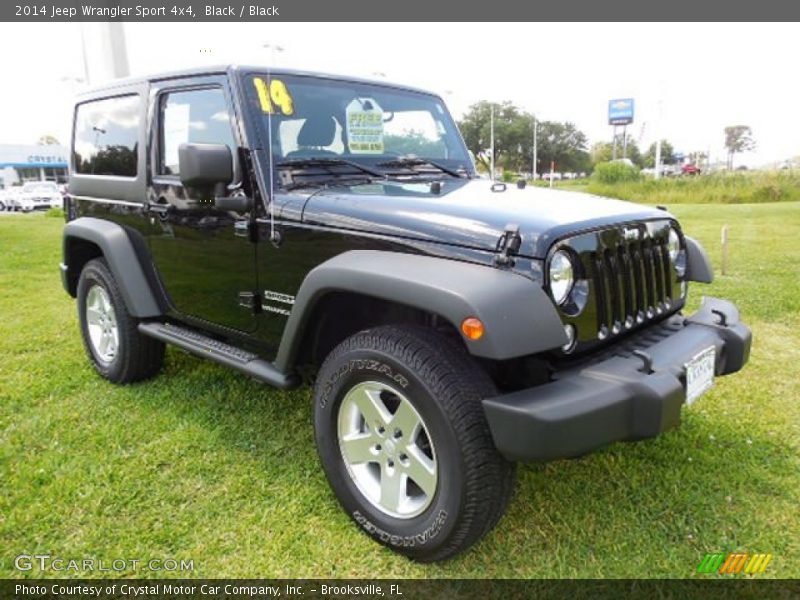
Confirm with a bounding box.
[1,201,798,578]
[536,170,800,206]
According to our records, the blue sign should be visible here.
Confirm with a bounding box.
[608,98,634,125]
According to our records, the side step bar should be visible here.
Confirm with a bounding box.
[138,322,299,390]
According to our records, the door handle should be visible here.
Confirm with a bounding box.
[234,220,249,238]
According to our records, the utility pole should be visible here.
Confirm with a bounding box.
[80,23,130,84]
[654,139,662,179]
[654,86,664,179]
[532,115,538,180]
[612,125,618,160]
[490,104,495,181]
[622,124,628,159]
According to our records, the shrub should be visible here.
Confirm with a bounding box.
[593,161,641,184]
[45,207,65,218]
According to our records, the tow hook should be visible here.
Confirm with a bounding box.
[632,350,655,374]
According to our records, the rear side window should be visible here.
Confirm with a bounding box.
[159,88,236,176]
[73,95,140,177]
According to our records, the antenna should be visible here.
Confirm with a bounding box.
[263,44,281,245]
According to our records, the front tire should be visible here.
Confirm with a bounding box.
[77,258,165,383]
[313,325,515,562]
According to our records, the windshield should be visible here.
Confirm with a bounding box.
[23,183,58,193]
[244,73,474,185]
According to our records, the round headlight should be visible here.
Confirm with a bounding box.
[549,250,575,305]
[667,227,681,261]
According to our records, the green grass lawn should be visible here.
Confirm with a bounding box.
[541,170,800,206]
[1,203,799,579]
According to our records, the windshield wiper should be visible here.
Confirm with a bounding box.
[376,157,468,179]
[277,157,386,178]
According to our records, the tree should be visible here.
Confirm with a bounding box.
[384,130,446,157]
[38,135,61,145]
[529,120,590,174]
[619,135,643,168]
[591,142,614,165]
[590,135,643,168]
[643,140,676,168]
[458,103,591,175]
[724,125,755,170]
[458,101,532,173]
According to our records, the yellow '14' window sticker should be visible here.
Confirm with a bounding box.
[253,77,294,116]
[346,98,384,154]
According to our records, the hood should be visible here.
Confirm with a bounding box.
[298,179,673,258]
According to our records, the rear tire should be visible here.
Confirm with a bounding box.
[313,325,515,562]
[77,258,165,383]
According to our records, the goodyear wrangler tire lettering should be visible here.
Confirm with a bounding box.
[320,359,408,408]
[313,325,515,562]
[352,510,448,547]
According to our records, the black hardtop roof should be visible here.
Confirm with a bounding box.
[76,64,439,99]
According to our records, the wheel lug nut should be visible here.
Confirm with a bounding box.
[377,426,385,435]
[375,444,382,451]
[393,429,402,439]
[387,460,394,468]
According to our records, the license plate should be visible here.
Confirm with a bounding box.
[685,346,716,405]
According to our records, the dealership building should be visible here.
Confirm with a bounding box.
[0,144,69,189]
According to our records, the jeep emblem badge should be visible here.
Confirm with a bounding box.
[623,227,640,240]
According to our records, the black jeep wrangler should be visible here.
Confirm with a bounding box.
[61,66,751,562]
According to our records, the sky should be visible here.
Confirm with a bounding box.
[0,22,797,166]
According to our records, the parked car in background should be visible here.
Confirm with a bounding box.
[1,187,31,212]
[681,164,701,175]
[21,181,62,209]
[641,165,678,178]
[662,165,680,177]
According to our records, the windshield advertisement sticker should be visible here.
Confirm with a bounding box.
[253,77,294,116]
[346,98,384,154]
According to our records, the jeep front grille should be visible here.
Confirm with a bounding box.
[590,236,674,339]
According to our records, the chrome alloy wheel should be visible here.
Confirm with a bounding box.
[337,381,438,519]
[85,284,119,364]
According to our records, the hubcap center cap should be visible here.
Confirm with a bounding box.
[384,439,397,456]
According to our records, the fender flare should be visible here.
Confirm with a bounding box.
[62,217,162,317]
[685,236,714,283]
[273,250,568,371]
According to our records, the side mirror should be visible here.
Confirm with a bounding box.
[178,143,233,188]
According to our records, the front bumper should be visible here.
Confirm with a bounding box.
[483,297,751,462]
